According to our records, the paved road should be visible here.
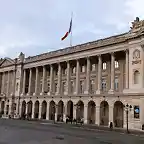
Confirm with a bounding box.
[0,119,144,144]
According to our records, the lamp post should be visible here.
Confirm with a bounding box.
[124,103,132,133]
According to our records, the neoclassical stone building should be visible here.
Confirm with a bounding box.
[0,17,144,130]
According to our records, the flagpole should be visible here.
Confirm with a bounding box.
[70,12,73,47]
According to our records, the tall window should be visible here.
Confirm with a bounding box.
[91,64,96,71]
[62,81,66,93]
[80,80,85,93]
[63,68,67,75]
[54,82,58,93]
[101,78,107,91]
[47,83,50,92]
[72,67,76,74]
[90,80,95,94]
[55,70,58,76]
[102,62,107,70]
[114,77,119,91]
[71,80,75,93]
[40,79,42,92]
[134,70,140,84]
[115,61,119,68]
[81,65,85,72]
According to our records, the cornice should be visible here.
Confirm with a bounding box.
[24,31,144,64]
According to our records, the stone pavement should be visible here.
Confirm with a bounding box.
[0,119,144,144]
[35,119,144,136]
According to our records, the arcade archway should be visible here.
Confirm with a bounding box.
[67,100,73,119]
[57,100,64,121]
[1,101,5,114]
[27,101,33,118]
[41,101,47,119]
[49,101,55,120]
[34,101,39,119]
[76,100,84,120]
[113,101,124,128]
[87,101,96,124]
[100,101,109,126]
[21,101,26,118]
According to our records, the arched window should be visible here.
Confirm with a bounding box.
[134,70,140,84]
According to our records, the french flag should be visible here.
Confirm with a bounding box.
[61,18,72,41]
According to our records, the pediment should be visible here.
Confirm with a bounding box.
[0,58,15,67]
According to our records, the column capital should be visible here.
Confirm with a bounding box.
[110,52,115,56]
[97,54,101,57]
[86,56,90,59]
[76,58,80,61]
[66,60,70,63]
[124,49,129,53]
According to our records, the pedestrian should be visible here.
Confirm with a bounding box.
[110,122,113,130]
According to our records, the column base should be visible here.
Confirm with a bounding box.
[10,93,14,96]
[40,92,44,96]
[33,93,37,96]
[96,90,101,94]
[84,119,87,124]
[20,93,25,96]
[64,92,68,95]
[63,114,66,122]
[26,93,31,96]
[84,91,89,94]
[108,89,114,94]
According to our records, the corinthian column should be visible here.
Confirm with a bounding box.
[34,67,39,95]
[22,69,26,95]
[50,65,53,94]
[7,71,10,96]
[41,66,46,95]
[1,72,5,94]
[66,61,70,95]
[96,55,102,94]
[75,59,80,95]
[57,63,61,95]
[85,57,90,94]
[125,50,129,89]
[28,69,32,95]
[109,52,115,94]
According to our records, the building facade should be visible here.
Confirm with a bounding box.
[0,17,144,130]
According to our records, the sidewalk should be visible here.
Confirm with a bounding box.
[35,119,144,136]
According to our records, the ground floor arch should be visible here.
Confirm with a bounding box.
[87,101,96,124]
[34,101,39,119]
[6,104,9,115]
[113,101,124,128]
[67,100,73,119]
[57,100,64,121]
[41,101,47,119]
[49,101,55,120]
[21,101,26,118]
[1,101,5,114]
[27,101,33,118]
[100,101,109,126]
[76,100,84,120]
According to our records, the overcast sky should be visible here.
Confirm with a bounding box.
[0,0,143,58]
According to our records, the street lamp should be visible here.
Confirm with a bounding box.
[124,103,132,133]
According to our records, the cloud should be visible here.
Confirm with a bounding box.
[124,0,144,19]
[0,0,144,58]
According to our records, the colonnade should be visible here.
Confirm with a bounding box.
[18,99,132,128]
